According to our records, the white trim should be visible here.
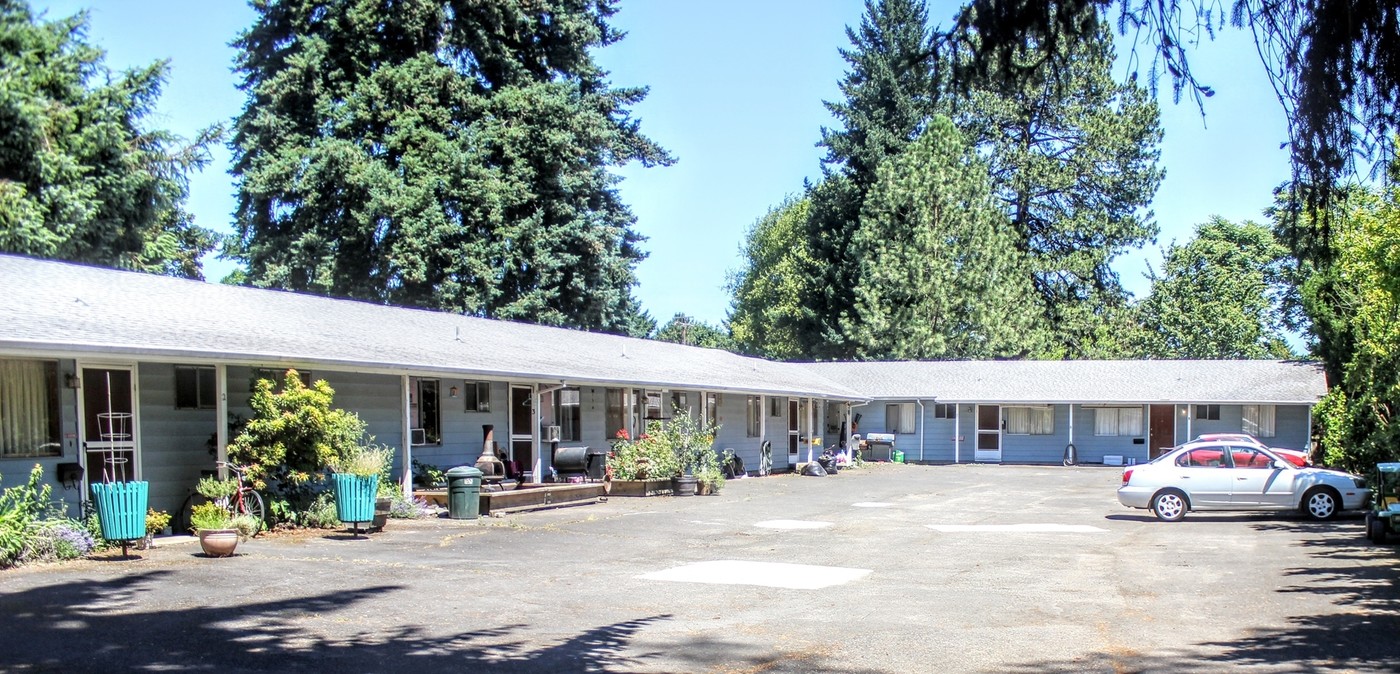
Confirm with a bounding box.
[401,375,412,499]
[216,364,228,474]
[75,361,141,487]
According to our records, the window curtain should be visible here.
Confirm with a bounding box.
[1119,407,1143,436]
[1242,405,1277,438]
[1095,408,1119,436]
[900,403,916,434]
[1007,407,1053,435]
[0,360,55,457]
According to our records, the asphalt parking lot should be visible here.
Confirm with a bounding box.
[2,463,1398,673]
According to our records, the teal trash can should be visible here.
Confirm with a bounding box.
[90,481,148,542]
[332,473,379,524]
[446,466,483,520]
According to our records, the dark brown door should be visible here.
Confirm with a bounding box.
[509,386,533,472]
[1149,404,1176,459]
[82,367,136,486]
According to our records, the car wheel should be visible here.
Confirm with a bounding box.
[1152,490,1188,522]
[1302,488,1339,521]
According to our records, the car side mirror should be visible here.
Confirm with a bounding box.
[1272,460,1291,470]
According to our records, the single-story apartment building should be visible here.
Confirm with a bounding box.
[0,255,1328,517]
[808,360,1323,465]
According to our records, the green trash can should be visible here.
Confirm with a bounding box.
[446,466,483,520]
[892,450,905,464]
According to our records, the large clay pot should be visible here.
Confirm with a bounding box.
[198,529,240,557]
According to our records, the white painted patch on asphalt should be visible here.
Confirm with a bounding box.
[754,519,832,529]
[926,523,1108,533]
[638,560,871,589]
[852,502,894,508]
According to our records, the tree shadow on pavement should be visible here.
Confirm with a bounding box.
[989,519,1400,673]
[0,571,875,673]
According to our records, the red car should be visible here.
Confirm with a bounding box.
[1193,433,1312,467]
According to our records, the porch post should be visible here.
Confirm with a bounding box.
[401,375,412,499]
[806,397,815,457]
[1187,404,1193,441]
[215,364,228,477]
[532,383,542,482]
[759,394,767,450]
[843,404,852,452]
[1068,404,1074,446]
[954,405,961,464]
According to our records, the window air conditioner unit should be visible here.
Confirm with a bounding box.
[543,425,561,443]
[411,428,427,446]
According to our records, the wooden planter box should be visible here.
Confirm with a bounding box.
[480,483,603,515]
[608,479,673,497]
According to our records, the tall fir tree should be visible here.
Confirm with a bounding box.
[953,13,1163,357]
[0,1,219,278]
[801,0,934,360]
[228,0,671,334]
[843,116,1043,360]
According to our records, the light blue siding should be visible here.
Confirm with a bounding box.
[136,363,218,517]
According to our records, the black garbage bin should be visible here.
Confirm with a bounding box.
[585,447,608,480]
[445,466,483,519]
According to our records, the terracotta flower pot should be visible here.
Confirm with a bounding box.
[198,528,240,557]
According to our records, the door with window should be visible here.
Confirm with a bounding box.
[788,399,799,461]
[975,404,1001,462]
[81,366,138,490]
[508,386,534,477]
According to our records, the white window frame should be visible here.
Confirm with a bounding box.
[1094,407,1143,437]
[0,358,62,458]
[1006,406,1054,435]
[174,365,217,410]
[555,387,581,442]
[1242,404,1277,438]
[746,396,762,437]
[885,403,916,434]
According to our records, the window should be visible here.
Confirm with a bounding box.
[746,396,762,437]
[554,388,581,442]
[705,393,719,427]
[885,403,916,434]
[1195,404,1221,421]
[932,403,955,419]
[175,366,216,409]
[644,390,663,419]
[411,378,440,445]
[606,388,626,438]
[1176,447,1227,468]
[1094,407,1143,436]
[670,391,690,417]
[1241,404,1276,438]
[252,368,313,391]
[462,381,491,412]
[769,397,783,417]
[1230,446,1275,469]
[1006,406,1054,435]
[0,359,61,458]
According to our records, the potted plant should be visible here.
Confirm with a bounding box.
[608,426,679,496]
[327,444,393,537]
[695,449,725,496]
[190,477,258,557]
[664,407,719,497]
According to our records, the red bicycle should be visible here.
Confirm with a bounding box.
[178,461,265,533]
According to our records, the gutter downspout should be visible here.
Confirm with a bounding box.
[401,375,412,499]
[954,404,961,464]
[915,399,925,463]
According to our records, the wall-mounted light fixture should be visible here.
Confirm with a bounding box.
[449,385,460,399]
[64,373,81,389]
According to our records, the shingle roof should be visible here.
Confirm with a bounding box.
[0,255,860,399]
[803,360,1327,404]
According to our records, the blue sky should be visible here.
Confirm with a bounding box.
[36,1,1291,328]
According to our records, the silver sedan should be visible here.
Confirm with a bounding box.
[1117,441,1370,521]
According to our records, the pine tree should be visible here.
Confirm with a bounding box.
[954,15,1163,357]
[0,1,219,278]
[801,0,934,360]
[843,117,1044,360]
[228,0,671,333]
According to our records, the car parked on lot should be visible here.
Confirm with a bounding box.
[1192,432,1312,467]
[1118,440,1370,521]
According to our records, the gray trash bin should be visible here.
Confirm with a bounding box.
[446,466,483,520]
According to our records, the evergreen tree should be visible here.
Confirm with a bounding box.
[1135,217,1293,359]
[843,117,1043,360]
[954,15,1163,357]
[801,0,934,360]
[228,0,671,334]
[726,196,814,360]
[655,313,732,351]
[0,1,219,278]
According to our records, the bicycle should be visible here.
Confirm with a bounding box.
[177,462,265,534]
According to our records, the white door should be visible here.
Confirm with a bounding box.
[79,365,139,490]
[975,404,1001,462]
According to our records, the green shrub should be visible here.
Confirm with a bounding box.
[329,444,394,478]
[189,502,232,531]
[299,492,340,529]
[228,369,367,495]
[196,477,238,502]
[0,465,57,568]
